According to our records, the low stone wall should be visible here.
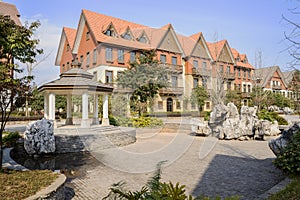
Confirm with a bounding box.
[25,173,66,200]
[55,128,136,153]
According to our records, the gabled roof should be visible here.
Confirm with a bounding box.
[283,70,298,85]
[55,27,77,65]
[231,48,254,69]
[254,66,288,88]
[0,1,21,25]
[207,40,235,63]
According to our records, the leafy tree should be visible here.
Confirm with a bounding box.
[30,86,44,113]
[0,15,43,168]
[117,50,169,116]
[190,85,209,112]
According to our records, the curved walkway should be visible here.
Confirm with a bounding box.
[68,130,285,200]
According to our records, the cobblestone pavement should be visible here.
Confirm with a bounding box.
[67,130,285,200]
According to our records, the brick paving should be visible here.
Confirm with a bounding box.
[67,130,285,200]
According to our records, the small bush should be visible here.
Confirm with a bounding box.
[273,130,300,177]
[204,111,211,121]
[258,110,288,125]
[2,132,21,147]
[131,117,163,128]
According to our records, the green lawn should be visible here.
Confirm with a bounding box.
[0,168,58,200]
[267,177,300,200]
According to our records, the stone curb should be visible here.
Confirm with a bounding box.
[25,173,66,200]
[2,147,67,200]
[255,177,291,200]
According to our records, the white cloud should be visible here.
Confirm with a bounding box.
[20,16,62,86]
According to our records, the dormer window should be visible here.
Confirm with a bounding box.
[104,25,117,37]
[123,33,132,40]
[66,44,70,52]
[86,31,90,41]
[139,36,147,43]
[236,57,240,62]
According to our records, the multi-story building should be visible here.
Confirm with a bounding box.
[254,66,289,96]
[55,9,259,113]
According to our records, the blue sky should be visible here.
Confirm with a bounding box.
[5,0,299,85]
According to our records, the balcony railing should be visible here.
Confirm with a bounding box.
[241,92,251,98]
[158,63,183,73]
[159,87,184,95]
[192,68,212,77]
[223,72,235,80]
[272,85,282,90]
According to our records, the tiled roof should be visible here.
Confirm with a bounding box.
[283,70,297,85]
[207,40,227,61]
[231,48,239,59]
[177,34,195,56]
[63,27,77,49]
[189,32,203,41]
[82,9,147,43]
[39,68,113,92]
[0,2,21,25]
[254,66,288,88]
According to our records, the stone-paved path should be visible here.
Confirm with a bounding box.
[67,130,285,200]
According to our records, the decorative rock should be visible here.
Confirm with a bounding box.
[24,118,55,155]
[269,122,300,156]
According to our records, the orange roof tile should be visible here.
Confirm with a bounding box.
[0,2,21,25]
[63,27,77,49]
[177,34,196,56]
[207,40,227,61]
[189,32,203,41]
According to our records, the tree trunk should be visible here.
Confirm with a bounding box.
[0,131,3,170]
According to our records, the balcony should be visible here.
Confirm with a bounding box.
[241,92,251,98]
[272,85,282,90]
[223,72,235,80]
[192,68,212,77]
[159,63,183,73]
[159,87,184,95]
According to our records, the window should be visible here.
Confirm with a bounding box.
[227,81,231,91]
[86,31,90,41]
[130,52,136,62]
[158,101,163,110]
[66,44,70,52]
[202,62,207,70]
[191,102,196,109]
[139,35,147,43]
[193,78,198,88]
[172,56,177,65]
[248,70,251,79]
[176,101,181,109]
[219,65,223,73]
[248,85,251,93]
[226,66,230,74]
[202,78,207,89]
[118,49,124,63]
[205,102,210,110]
[160,54,166,63]
[67,62,70,69]
[93,49,97,64]
[105,26,116,37]
[123,32,132,40]
[193,60,198,69]
[62,64,65,71]
[105,70,113,84]
[243,69,247,79]
[237,84,241,92]
[93,71,97,81]
[238,68,241,78]
[234,67,236,76]
[86,52,90,67]
[80,55,83,64]
[243,84,247,92]
[106,47,113,62]
[171,76,178,88]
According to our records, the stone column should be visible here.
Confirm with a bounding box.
[44,93,49,119]
[65,94,73,125]
[102,94,110,126]
[92,94,99,125]
[81,92,90,128]
[49,93,55,121]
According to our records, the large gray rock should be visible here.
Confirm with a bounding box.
[269,122,300,156]
[24,118,55,155]
[207,103,280,140]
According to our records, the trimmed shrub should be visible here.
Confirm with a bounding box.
[258,110,288,125]
[2,132,21,147]
[131,117,163,128]
[273,130,300,177]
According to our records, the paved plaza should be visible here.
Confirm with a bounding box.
[66,129,285,200]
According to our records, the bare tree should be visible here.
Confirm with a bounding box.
[24,52,51,116]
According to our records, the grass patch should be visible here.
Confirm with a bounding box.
[0,169,58,200]
[267,177,300,200]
